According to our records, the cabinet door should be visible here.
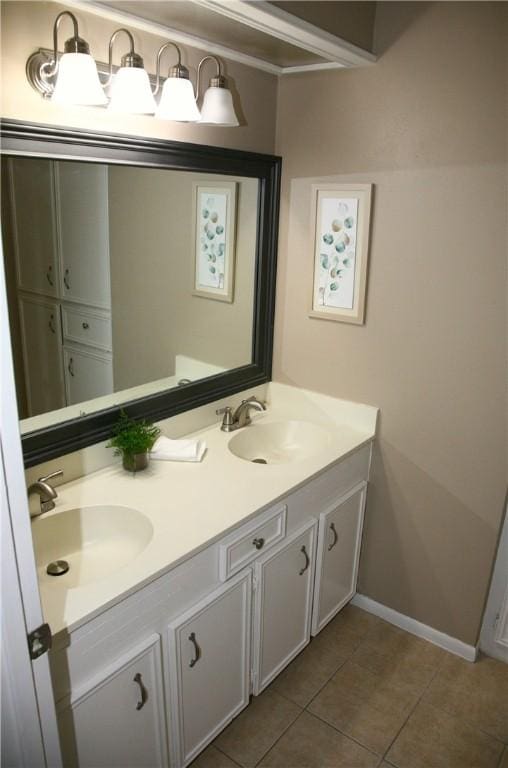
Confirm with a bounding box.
[58,634,168,768]
[56,162,111,309]
[8,157,59,297]
[252,520,317,695]
[167,571,251,767]
[18,295,65,416]
[63,345,113,405]
[312,482,367,636]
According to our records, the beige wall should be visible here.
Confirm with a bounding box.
[0,1,278,154]
[274,1,508,645]
[108,167,256,390]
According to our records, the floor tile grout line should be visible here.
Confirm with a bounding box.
[380,653,447,761]
[496,746,507,768]
[212,742,244,768]
[250,707,310,768]
[303,707,382,762]
[415,699,508,752]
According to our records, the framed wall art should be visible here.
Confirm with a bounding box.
[193,181,237,302]
[309,183,372,324]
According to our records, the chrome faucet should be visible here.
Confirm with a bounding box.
[216,396,267,432]
[27,470,63,519]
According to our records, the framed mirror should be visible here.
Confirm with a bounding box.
[0,120,281,467]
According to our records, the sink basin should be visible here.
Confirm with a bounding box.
[228,420,333,464]
[32,505,153,588]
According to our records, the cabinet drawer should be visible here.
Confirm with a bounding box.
[219,505,287,581]
[62,305,112,351]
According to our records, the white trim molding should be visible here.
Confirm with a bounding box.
[351,593,478,662]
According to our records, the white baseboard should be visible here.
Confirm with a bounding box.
[351,593,477,662]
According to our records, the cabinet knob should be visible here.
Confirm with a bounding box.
[133,672,148,711]
[82,322,89,330]
[252,537,265,550]
[328,522,338,551]
[299,544,310,576]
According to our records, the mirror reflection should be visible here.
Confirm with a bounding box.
[1,157,258,434]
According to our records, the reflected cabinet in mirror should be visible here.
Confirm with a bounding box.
[0,121,280,466]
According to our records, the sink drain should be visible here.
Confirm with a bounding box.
[252,457,268,464]
[47,560,70,576]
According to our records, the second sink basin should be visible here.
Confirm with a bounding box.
[228,420,333,464]
[32,505,153,588]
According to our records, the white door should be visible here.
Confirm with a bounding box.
[57,635,168,768]
[63,345,113,405]
[19,295,66,416]
[55,162,111,309]
[252,520,317,695]
[7,157,59,297]
[167,570,252,768]
[480,504,508,662]
[0,243,62,767]
[312,482,367,636]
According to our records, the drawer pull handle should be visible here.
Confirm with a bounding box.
[46,266,53,287]
[188,632,201,668]
[252,537,265,550]
[48,314,56,334]
[299,544,310,576]
[64,269,70,290]
[133,672,148,710]
[82,321,89,330]
[328,522,338,551]
[68,358,74,377]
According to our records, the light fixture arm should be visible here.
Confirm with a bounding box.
[153,41,187,96]
[196,55,225,102]
[103,28,142,88]
[40,10,87,82]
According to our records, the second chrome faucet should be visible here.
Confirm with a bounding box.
[216,396,266,432]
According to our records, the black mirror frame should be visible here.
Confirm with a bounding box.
[0,119,281,467]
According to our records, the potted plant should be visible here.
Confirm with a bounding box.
[107,411,160,472]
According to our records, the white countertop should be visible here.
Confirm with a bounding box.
[34,383,378,637]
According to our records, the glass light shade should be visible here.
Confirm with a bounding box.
[108,67,156,114]
[52,52,107,106]
[156,77,201,122]
[199,86,239,126]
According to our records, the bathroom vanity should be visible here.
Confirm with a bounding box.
[32,383,377,768]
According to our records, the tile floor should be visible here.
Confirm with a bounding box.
[190,605,508,768]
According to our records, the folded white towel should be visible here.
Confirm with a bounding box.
[150,435,206,463]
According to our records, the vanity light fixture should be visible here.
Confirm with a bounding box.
[25,11,240,125]
[26,11,107,106]
[197,56,240,127]
[106,29,156,114]
[153,42,201,122]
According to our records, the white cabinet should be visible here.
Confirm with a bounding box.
[312,482,367,635]
[7,158,59,297]
[167,571,252,767]
[63,345,113,405]
[58,634,168,768]
[55,162,111,309]
[18,294,65,416]
[252,520,317,694]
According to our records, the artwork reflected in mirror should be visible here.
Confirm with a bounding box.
[1,157,258,434]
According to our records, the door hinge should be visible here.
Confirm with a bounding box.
[28,623,52,660]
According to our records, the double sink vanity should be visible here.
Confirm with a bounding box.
[2,121,378,768]
[30,383,377,768]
